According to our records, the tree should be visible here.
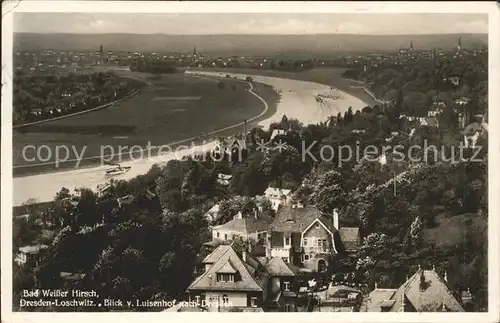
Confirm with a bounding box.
[409,216,423,250]
[55,187,71,201]
[358,233,390,259]
[310,170,347,213]
[337,112,343,124]
[231,236,255,256]
[345,106,354,123]
[254,196,275,217]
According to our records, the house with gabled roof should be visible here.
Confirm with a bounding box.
[257,256,300,312]
[264,186,292,211]
[362,266,465,312]
[266,205,361,272]
[211,211,272,243]
[187,245,269,312]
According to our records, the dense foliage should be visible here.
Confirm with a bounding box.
[13,71,143,125]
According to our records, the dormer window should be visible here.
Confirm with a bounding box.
[217,273,235,282]
[216,261,237,282]
[284,281,291,291]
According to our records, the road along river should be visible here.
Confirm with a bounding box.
[13,72,367,206]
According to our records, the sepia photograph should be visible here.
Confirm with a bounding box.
[2,1,498,321]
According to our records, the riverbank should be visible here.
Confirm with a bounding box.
[13,73,276,176]
[13,71,368,206]
[189,70,367,129]
[192,67,380,107]
[13,78,276,206]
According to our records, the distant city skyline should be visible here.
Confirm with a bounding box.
[14,13,488,35]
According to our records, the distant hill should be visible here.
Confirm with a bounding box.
[14,33,487,57]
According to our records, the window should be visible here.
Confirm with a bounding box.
[222,294,229,305]
[304,254,310,261]
[303,238,308,246]
[284,234,291,247]
[217,273,235,282]
[317,239,323,247]
[322,239,327,250]
[284,281,290,291]
[250,297,257,307]
[217,232,220,238]
[224,234,228,240]
[315,223,320,229]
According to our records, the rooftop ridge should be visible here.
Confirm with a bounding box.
[427,269,463,307]
[191,245,232,289]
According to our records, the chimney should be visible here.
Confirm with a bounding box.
[244,119,247,135]
[242,250,247,263]
[444,271,448,283]
[333,208,339,230]
[254,209,258,219]
[374,282,378,290]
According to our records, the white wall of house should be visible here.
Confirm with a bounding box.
[269,196,286,211]
[270,247,291,262]
[212,229,247,241]
[203,291,248,309]
[212,228,262,242]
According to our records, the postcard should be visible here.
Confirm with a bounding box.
[1,1,498,322]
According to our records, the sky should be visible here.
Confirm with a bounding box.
[14,13,488,35]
